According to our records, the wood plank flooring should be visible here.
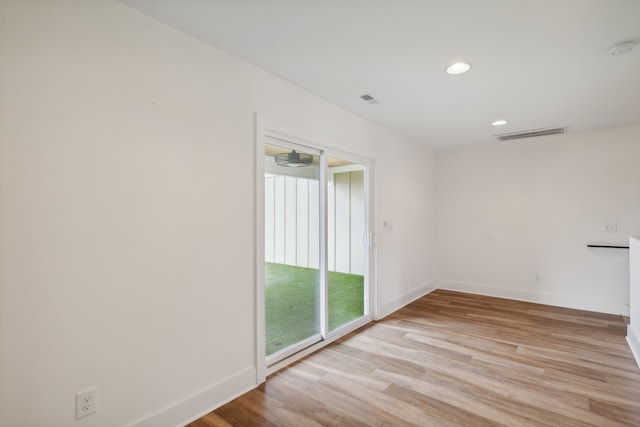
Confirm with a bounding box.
[189,290,640,426]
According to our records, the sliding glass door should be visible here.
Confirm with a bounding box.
[327,157,367,333]
[264,142,322,362]
[263,139,370,367]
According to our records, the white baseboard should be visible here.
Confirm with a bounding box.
[130,367,256,427]
[627,325,640,369]
[377,281,436,319]
[436,280,630,316]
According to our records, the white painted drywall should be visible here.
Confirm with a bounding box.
[628,237,640,367]
[0,2,437,427]
[377,139,438,316]
[436,125,640,314]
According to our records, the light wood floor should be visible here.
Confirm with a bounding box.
[189,290,640,426]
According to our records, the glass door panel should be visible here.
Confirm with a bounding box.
[264,143,322,361]
[327,157,367,332]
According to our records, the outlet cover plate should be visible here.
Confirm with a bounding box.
[76,388,96,419]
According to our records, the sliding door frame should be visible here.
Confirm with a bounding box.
[256,114,377,383]
[262,138,325,367]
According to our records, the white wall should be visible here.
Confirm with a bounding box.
[377,139,438,316]
[0,2,437,427]
[436,125,640,315]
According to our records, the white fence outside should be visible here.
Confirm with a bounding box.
[264,170,365,275]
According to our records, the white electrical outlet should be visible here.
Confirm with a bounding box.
[603,222,617,232]
[76,388,96,419]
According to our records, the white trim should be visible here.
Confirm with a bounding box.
[629,237,640,368]
[377,281,437,319]
[129,367,256,427]
[370,166,378,320]
[319,150,329,340]
[627,325,640,369]
[436,279,630,316]
[256,115,267,383]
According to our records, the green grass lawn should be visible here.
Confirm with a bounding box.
[265,262,364,356]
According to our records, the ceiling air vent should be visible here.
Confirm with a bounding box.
[495,126,567,141]
[360,93,378,104]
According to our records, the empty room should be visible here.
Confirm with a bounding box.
[2,1,640,426]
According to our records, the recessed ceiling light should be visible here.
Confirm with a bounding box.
[491,119,508,126]
[446,62,471,75]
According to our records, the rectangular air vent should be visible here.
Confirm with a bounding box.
[496,126,566,141]
[360,93,378,104]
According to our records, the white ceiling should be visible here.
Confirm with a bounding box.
[122,0,640,149]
